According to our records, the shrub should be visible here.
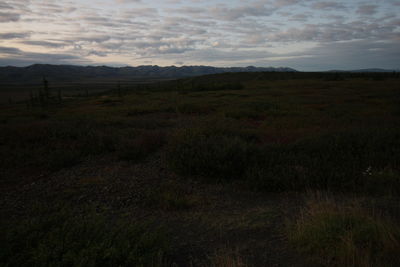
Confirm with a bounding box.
[0,120,127,177]
[246,129,400,193]
[167,128,255,181]
[191,82,244,92]
[363,168,400,196]
[287,197,400,266]
[144,181,197,211]
[245,164,301,192]
[46,148,82,171]
[0,207,169,267]
[209,248,247,267]
[117,131,166,162]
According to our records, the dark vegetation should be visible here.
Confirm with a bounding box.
[0,71,399,266]
[1,205,169,267]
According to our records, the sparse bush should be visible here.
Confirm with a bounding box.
[144,181,196,211]
[167,128,255,180]
[177,103,212,115]
[117,131,166,162]
[287,197,400,266]
[363,168,400,196]
[46,148,82,171]
[246,129,400,193]
[0,121,125,180]
[0,207,169,267]
[245,163,301,192]
[191,82,244,92]
[210,248,247,267]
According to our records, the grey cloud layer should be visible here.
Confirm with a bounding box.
[0,45,89,66]
[0,0,399,70]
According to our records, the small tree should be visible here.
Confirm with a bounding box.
[43,76,50,99]
[57,89,62,103]
[117,82,122,97]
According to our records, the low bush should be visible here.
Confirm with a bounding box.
[0,207,169,267]
[0,120,127,179]
[191,82,244,92]
[144,181,197,211]
[167,128,255,181]
[245,163,302,192]
[287,197,400,266]
[209,248,247,267]
[246,129,400,194]
[117,131,166,162]
[363,168,400,196]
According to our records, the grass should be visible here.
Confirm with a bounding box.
[0,120,119,185]
[166,124,400,194]
[0,205,169,267]
[167,126,255,181]
[209,248,247,267]
[287,195,400,267]
[1,72,399,266]
[144,180,198,211]
[117,130,166,162]
[363,168,400,196]
[245,129,400,193]
[0,119,167,186]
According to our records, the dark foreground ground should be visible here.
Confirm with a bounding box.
[1,73,399,266]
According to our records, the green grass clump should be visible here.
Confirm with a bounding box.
[0,120,137,185]
[167,127,255,181]
[144,181,197,211]
[245,162,301,192]
[0,207,169,267]
[209,248,247,267]
[117,131,166,162]
[246,129,400,194]
[363,168,400,196]
[287,197,400,266]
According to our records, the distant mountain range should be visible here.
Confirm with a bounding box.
[0,64,297,83]
[1,64,398,84]
[327,68,399,73]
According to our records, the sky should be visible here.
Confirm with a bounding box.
[0,0,399,71]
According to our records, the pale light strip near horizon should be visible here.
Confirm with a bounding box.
[0,0,399,71]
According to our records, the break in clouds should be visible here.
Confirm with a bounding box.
[0,0,399,70]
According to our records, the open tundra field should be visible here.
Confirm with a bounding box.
[1,72,400,266]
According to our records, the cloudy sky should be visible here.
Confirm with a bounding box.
[0,0,399,70]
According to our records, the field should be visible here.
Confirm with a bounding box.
[1,72,399,266]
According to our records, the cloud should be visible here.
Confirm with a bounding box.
[0,12,20,22]
[0,2,13,9]
[266,19,400,43]
[274,0,302,7]
[121,7,158,17]
[116,0,141,3]
[357,5,378,15]
[0,0,399,69]
[0,46,22,54]
[290,14,308,22]
[87,50,108,57]
[0,32,31,39]
[76,35,111,43]
[21,40,67,48]
[210,3,275,20]
[312,2,346,10]
[0,46,89,66]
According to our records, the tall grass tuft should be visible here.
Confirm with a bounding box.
[167,127,255,181]
[287,195,400,266]
[0,206,169,267]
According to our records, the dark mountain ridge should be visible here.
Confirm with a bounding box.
[327,68,399,73]
[0,64,297,83]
